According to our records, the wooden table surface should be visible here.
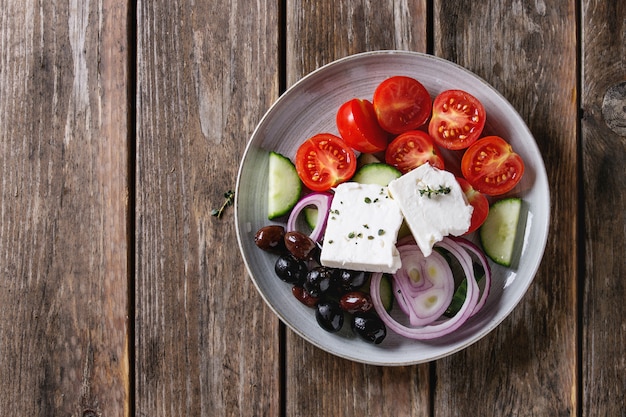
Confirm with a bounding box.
[1,1,624,416]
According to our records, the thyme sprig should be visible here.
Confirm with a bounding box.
[211,190,235,219]
[419,185,451,199]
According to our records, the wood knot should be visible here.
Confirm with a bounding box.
[601,81,626,136]
[82,410,98,417]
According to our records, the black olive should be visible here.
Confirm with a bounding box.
[274,254,308,285]
[315,300,344,333]
[352,314,386,344]
[334,269,368,292]
[304,266,334,298]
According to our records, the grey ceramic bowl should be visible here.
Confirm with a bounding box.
[235,51,549,365]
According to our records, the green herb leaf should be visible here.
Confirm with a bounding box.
[419,185,451,199]
[212,190,235,219]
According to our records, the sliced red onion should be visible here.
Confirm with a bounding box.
[398,234,492,316]
[393,245,455,326]
[286,192,333,242]
[450,236,492,316]
[370,237,479,340]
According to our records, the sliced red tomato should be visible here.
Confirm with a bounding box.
[295,133,357,191]
[373,76,432,134]
[461,136,525,196]
[336,98,390,153]
[455,177,489,234]
[428,90,486,150]
[384,130,445,174]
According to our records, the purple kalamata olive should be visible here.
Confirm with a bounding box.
[255,225,286,253]
[339,291,373,313]
[291,286,319,308]
[284,231,318,260]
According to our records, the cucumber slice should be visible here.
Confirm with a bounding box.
[363,273,393,312]
[444,279,467,317]
[479,197,522,267]
[267,151,302,219]
[379,273,394,312]
[304,207,318,229]
[352,163,402,186]
[356,153,382,168]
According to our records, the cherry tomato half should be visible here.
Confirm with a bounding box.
[428,90,486,150]
[336,98,390,153]
[373,76,432,134]
[456,177,489,234]
[461,136,525,196]
[384,130,445,174]
[295,133,357,191]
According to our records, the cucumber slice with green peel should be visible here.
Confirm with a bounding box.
[479,197,523,267]
[352,163,402,186]
[267,151,302,219]
[304,207,318,229]
[379,273,394,312]
[363,273,394,312]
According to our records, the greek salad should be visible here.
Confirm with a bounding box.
[254,75,526,344]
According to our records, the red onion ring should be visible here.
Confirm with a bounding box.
[393,245,455,326]
[370,237,480,340]
[398,234,492,316]
[286,192,333,242]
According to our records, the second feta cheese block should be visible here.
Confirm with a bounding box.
[320,182,404,273]
[388,163,473,257]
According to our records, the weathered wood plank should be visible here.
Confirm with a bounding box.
[285,1,430,416]
[581,1,626,416]
[433,1,578,415]
[286,0,429,87]
[134,0,281,415]
[0,0,130,415]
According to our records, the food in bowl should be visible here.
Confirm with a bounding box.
[251,75,527,345]
[235,51,549,365]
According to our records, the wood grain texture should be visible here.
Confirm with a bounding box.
[581,1,626,416]
[433,1,578,416]
[285,1,430,416]
[134,0,281,415]
[286,0,429,87]
[0,0,130,416]
[2,0,624,415]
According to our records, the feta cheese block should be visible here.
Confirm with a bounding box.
[320,182,404,273]
[388,163,473,257]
